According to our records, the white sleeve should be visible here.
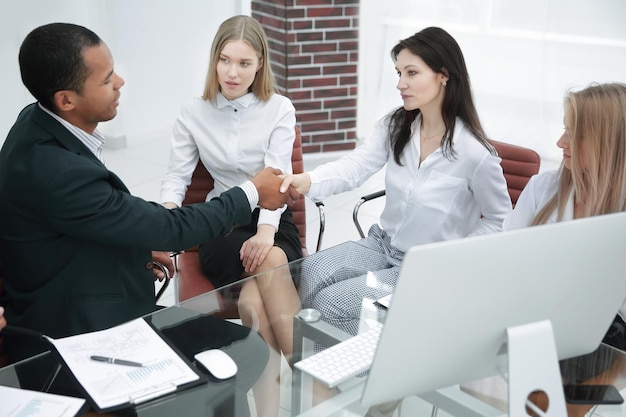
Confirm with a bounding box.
[307,119,389,201]
[503,172,558,230]
[467,152,512,236]
[239,180,259,211]
[159,104,200,207]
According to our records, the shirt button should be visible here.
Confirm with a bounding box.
[145,261,154,270]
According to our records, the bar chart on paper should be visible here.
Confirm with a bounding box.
[0,385,86,417]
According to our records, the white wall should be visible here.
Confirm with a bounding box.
[358,0,626,166]
[0,0,246,148]
[2,0,625,165]
[1,0,98,146]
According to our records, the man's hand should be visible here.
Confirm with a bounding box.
[150,251,175,281]
[252,167,301,210]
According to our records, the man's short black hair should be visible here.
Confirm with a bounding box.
[19,22,101,112]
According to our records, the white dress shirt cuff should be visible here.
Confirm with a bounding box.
[239,180,259,211]
[258,208,283,230]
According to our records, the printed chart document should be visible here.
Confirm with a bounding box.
[45,318,205,412]
[0,385,87,417]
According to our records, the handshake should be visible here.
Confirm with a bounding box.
[251,167,303,210]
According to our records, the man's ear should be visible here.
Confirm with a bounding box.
[53,90,76,112]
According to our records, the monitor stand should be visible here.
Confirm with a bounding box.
[507,320,567,416]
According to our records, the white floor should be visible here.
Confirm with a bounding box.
[102,136,623,417]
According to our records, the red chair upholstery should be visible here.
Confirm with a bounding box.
[175,126,321,307]
[175,163,216,303]
[489,140,541,207]
[352,140,541,238]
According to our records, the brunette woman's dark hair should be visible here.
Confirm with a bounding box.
[387,26,493,164]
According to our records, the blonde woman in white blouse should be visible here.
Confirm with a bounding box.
[160,16,301,417]
[505,82,626,350]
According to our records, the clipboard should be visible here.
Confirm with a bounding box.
[43,317,207,413]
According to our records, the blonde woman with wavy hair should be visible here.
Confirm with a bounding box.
[160,15,301,417]
[505,82,626,349]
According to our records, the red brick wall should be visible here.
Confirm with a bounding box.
[252,0,359,153]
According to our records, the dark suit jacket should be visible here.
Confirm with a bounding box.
[0,104,252,362]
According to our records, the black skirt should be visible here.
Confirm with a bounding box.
[198,207,303,288]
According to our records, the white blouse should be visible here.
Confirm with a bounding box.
[503,170,571,230]
[160,92,296,229]
[307,115,512,252]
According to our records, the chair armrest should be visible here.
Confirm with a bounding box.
[315,201,326,253]
[153,261,171,303]
[352,190,386,238]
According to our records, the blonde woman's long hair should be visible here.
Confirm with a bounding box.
[533,82,626,225]
[202,15,276,102]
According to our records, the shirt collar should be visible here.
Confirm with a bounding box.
[38,103,106,162]
[216,92,255,109]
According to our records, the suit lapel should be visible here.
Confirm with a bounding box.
[31,105,101,163]
[30,104,130,193]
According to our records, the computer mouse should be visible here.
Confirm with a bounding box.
[194,349,237,379]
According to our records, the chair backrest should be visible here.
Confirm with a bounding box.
[290,127,307,249]
[181,126,308,250]
[489,140,541,207]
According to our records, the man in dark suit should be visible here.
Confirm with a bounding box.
[0,22,299,363]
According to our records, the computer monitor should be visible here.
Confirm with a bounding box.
[361,212,626,412]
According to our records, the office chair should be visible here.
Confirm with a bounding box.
[353,140,541,238]
[153,261,171,303]
[173,126,325,314]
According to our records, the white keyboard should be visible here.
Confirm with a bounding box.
[294,322,383,387]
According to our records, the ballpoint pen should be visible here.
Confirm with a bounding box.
[90,355,144,367]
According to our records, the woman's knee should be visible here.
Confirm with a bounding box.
[262,246,288,268]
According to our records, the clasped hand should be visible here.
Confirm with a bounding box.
[252,167,301,210]
[279,172,312,195]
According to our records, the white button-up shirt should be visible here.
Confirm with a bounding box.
[160,93,296,229]
[308,115,512,252]
[503,170,569,229]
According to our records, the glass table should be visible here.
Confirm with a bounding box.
[1,241,625,417]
